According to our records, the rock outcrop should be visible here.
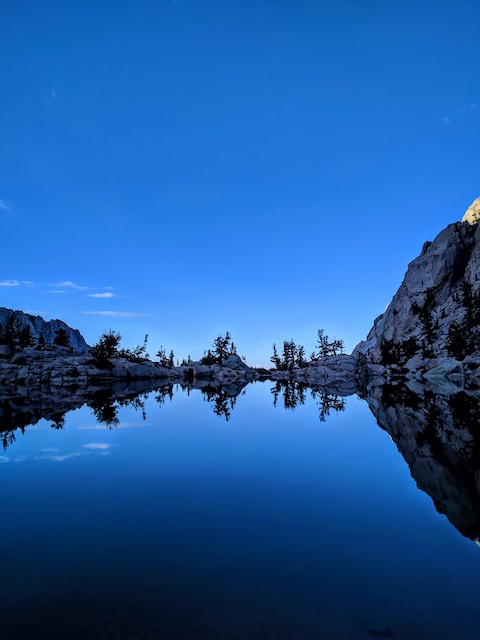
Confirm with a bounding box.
[354,197,480,375]
[0,307,90,353]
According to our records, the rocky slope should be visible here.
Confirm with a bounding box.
[354,197,480,376]
[0,307,90,353]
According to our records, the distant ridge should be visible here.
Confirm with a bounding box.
[0,307,90,353]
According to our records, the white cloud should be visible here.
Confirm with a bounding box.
[0,279,34,287]
[43,89,59,104]
[82,311,150,318]
[441,116,451,125]
[0,199,11,210]
[88,292,119,299]
[46,280,89,290]
[46,289,66,294]
[83,443,113,450]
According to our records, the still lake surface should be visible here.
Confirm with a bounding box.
[1,381,479,639]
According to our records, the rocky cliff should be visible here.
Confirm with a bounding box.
[355,197,480,371]
[0,307,90,353]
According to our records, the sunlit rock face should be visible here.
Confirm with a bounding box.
[354,197,480,367]
[462,196,480,225]
[0,307,90,353]
[367,384,480,541]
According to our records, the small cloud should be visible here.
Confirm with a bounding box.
[46,280,89,290]
[82,311,150,318]
[0,199,11,210]
[40,448,60,452]
[0,455,9,463]
[441,116,451,125]
[88,292,120,299]
[470,104,477,111]
[83,443,112,450]
[0,279,21,287]
[46,289,66,294]
[43,89,59,104]
[0,279,34,287]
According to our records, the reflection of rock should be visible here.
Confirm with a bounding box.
[0,379,166,449]
[0,377,252,449]
[366,383,480,540]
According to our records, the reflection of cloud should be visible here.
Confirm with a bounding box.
[83,443,112,450]
[0,455,9,463]
[441,116,451,125]
[88,292,120,299]
[0,199,11,210]
[46,280,89,290]
[79,421,148,430]
[40,448,60,452]
[82,311,150,318]
[43,451,83,462]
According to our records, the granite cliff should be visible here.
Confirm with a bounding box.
[0,307,90,354]
[354,197,480,380]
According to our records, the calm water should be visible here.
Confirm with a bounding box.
[1,381,479,639]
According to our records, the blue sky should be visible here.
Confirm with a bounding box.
[1,0,479,365]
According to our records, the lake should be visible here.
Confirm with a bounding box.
[1,380,479,639]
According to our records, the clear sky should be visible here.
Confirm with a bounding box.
[1,0,479,365]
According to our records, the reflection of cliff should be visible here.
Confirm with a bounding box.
[367,383,480,541]
[0,380,163,449]
[0,380,251,449]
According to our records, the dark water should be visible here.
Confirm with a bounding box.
[1,381,480,639]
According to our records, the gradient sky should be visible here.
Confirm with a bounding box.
[1,0,479,365]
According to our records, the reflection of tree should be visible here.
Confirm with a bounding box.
[201,386,237,421]
[50,412,66,430]
[0,381,163,449]
[311,389,346,422]
[118,393,148,421]
[88,390,150,428]
[270,381,346,422]
[88,391,120,429]
[0,402,34,450]
[155,384,174,408]
[271,380,307,410]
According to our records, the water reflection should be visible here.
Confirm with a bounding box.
[271,380,347,422]
[3,378,480,544]
[367,382,480,541]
